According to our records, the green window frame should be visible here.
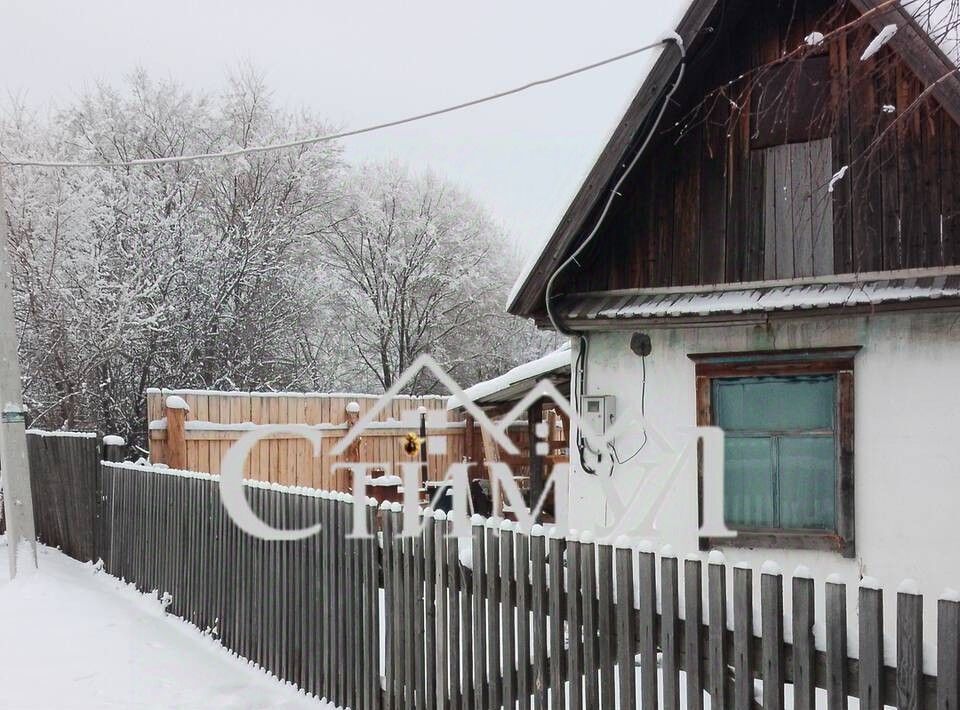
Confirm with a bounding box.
[691,348,857,557]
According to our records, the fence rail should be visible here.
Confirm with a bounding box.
[85,461,960,709]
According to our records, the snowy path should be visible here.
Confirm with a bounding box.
[0,542,328,709]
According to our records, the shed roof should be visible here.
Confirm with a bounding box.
[447,346,571,410]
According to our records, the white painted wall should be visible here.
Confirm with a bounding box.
[565,311,960,666]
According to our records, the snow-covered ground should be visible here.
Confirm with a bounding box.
[0,541,329,710]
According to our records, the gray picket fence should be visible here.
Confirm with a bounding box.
[91,462,959,709]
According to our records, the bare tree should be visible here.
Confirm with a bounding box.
[1,70,554,446]
[317,161,552,392]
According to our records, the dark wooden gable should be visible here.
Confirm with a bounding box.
[552,0,960,299]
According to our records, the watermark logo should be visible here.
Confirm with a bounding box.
[219,354,735,542]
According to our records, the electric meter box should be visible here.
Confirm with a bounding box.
[581,395,616,434]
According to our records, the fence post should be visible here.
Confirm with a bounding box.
[343,402,362,492]
[859,580,885,710]
[98,435,125,565]
[939,593,960,710]
[732,564,754,710]
[791,569,816,710]
[164,395,190,470]
[825,576,849,708]
[102,434,125,463]
[896,581,923,710]
[707,553,728,710]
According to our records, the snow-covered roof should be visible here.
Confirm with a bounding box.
[507,0,960,318]
[560,269,960,325]
[447,344,572,410]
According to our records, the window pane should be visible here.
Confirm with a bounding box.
[724,435,776,528]
[714,375,835,431]
[778,436,836,530]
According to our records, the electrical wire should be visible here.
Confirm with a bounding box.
[1,39,670,170]
[544,36,686,337]
[542,36,687,475]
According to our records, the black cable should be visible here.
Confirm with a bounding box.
[575,335,598,474]
[608,353,648,465]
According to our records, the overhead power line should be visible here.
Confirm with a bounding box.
[0,39,671,170]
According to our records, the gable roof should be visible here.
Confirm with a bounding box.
[507,0,960,321]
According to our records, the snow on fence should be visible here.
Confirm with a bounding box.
[146,387,475,490]
[88,461,960,710]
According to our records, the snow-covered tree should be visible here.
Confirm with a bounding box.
[2,69,345,445]
[316,161,553,392]
[1,70,554,447]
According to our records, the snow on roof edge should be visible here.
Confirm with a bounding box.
[507,1,960,317]
[447,343,572,410]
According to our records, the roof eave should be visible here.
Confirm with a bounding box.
[850,0,960,124]
[507,0,718,319]
[542,297,960,330]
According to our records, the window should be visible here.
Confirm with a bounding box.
[715,375,836,529]
[690,348,857,556]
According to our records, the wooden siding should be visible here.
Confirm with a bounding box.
[564,0,960,295]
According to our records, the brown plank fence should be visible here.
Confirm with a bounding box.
[146,388,475,490]
[86,461,960,709]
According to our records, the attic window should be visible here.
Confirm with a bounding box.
[752,55,831,148]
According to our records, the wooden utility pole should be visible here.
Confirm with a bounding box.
[0,165,37,577]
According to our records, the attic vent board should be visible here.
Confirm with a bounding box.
[762,137,835,279]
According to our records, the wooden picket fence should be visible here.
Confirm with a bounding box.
[88,461,960,710]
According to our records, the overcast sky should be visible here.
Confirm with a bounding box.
[1,0,682,259]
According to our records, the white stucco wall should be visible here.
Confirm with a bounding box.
[566,310,960,664]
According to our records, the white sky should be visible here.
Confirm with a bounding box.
[1,0,683,259]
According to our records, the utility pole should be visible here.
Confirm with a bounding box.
[0,165,37,577]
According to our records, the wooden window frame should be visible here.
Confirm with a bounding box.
[690,347,858,558]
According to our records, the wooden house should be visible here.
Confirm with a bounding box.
[508,0,960,624]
